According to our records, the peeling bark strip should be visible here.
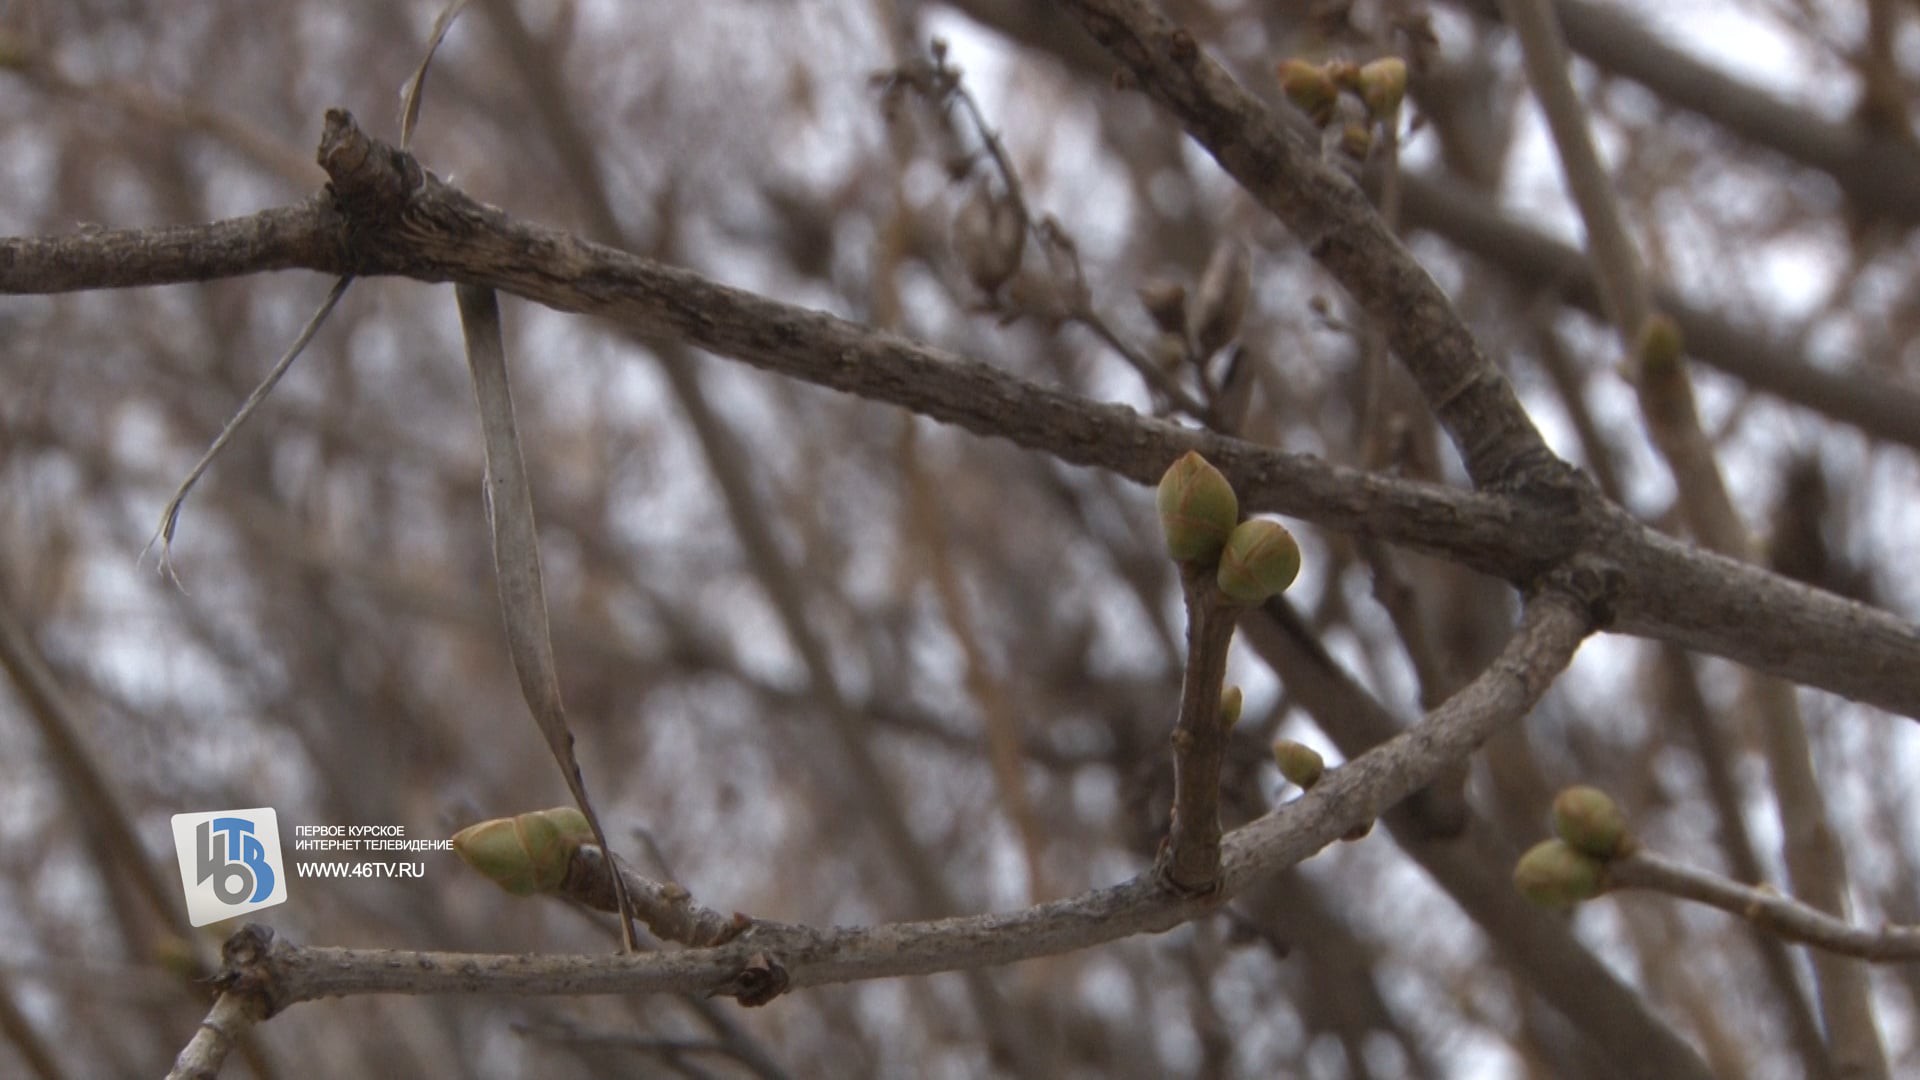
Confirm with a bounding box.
[454,282,639,949]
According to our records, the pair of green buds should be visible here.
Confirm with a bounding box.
[1276,56,1407,128]
[1157,451,1302,604]
[1513,786,1633,907]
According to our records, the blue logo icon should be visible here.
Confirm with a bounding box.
[171,809,287,926]
[196,816,276,904]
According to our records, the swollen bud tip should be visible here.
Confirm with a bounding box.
[952,183,1025,295]
[1636,313,1685,375]
[1216,519,1301,604]
[1219,685,1244,731]
[1157,451,1240,564]
[1358,57,1407,121]
[1273,739,1324,790]
[1552,786,1629,860]
[1277,59,1338,127]
[1137,279,1189,338]
[452,807,594,896]
[1514,839,1606,907]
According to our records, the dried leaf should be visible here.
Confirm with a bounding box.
[454,283,638,950]
[146,276,353,581]
[399,0,472,149]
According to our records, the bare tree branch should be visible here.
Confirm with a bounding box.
[3,112,1918,719]
[165,992,261,1080]
[196,582,1594,1016]
[1608,849,1920,964]
[1158,567,1239,894]
[1457,0,1920,225]
[1055,0,1560,494]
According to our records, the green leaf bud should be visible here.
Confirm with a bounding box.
[1216,519,1301,604]
[1514,839,1607,907]
[1272,739,1325,790]
[1358,57,1407,121]
[1277,59,1338,127]
[1157,451,1240,564]
[452,807,593,896]
[1219,685,1244,731]
[1552,786,1629,860]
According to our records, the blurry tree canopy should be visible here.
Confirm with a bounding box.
[3,1,1920,1078]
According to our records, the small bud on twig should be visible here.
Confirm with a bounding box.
[1553,786,1630,860]
[1278,59,1338,127]
[1273,739,1325,790]
[1216,519,1301,604]
[952,183,1025,296]
[1358,57,1407,122]
[1219,685,1244,731]
[452,807,593,896]
[1514,839,1607,907]
[1157,451,1240,564]
[1339,123,1373,161]
[1635,312,1685,376]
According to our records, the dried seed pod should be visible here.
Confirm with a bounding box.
[1188,239,1251,360]
[451,807,593,896]
[952,183,1025,295]
[1216,519,1301,604]
[1156,451,1239,564]
[1513,839,1607,907]
[1553,786,1629,860]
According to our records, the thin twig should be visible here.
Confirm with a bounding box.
[165,992,262,1080]
[558,845,748,950]
[1055,0,1557,491]
[3,113,1914,718]
[902,49,1212,418]
[1159,568,1240,894]
[1498,2,1888,1070]
[1608,850,1920,963]
[193,583,1595,1012]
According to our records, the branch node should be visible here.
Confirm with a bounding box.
[213,923,288,1020]
[712,952,791,1007]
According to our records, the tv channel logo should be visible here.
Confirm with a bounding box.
[171,809,288,926]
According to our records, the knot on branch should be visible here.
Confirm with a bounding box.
[710,951,790,1007]
[1491,453,1610,574]
[1166,29,1198,66]
[1534,554,1623,632]
[318,108,426,229]
[1489,452,1599,515]
[213,923,288,1019]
